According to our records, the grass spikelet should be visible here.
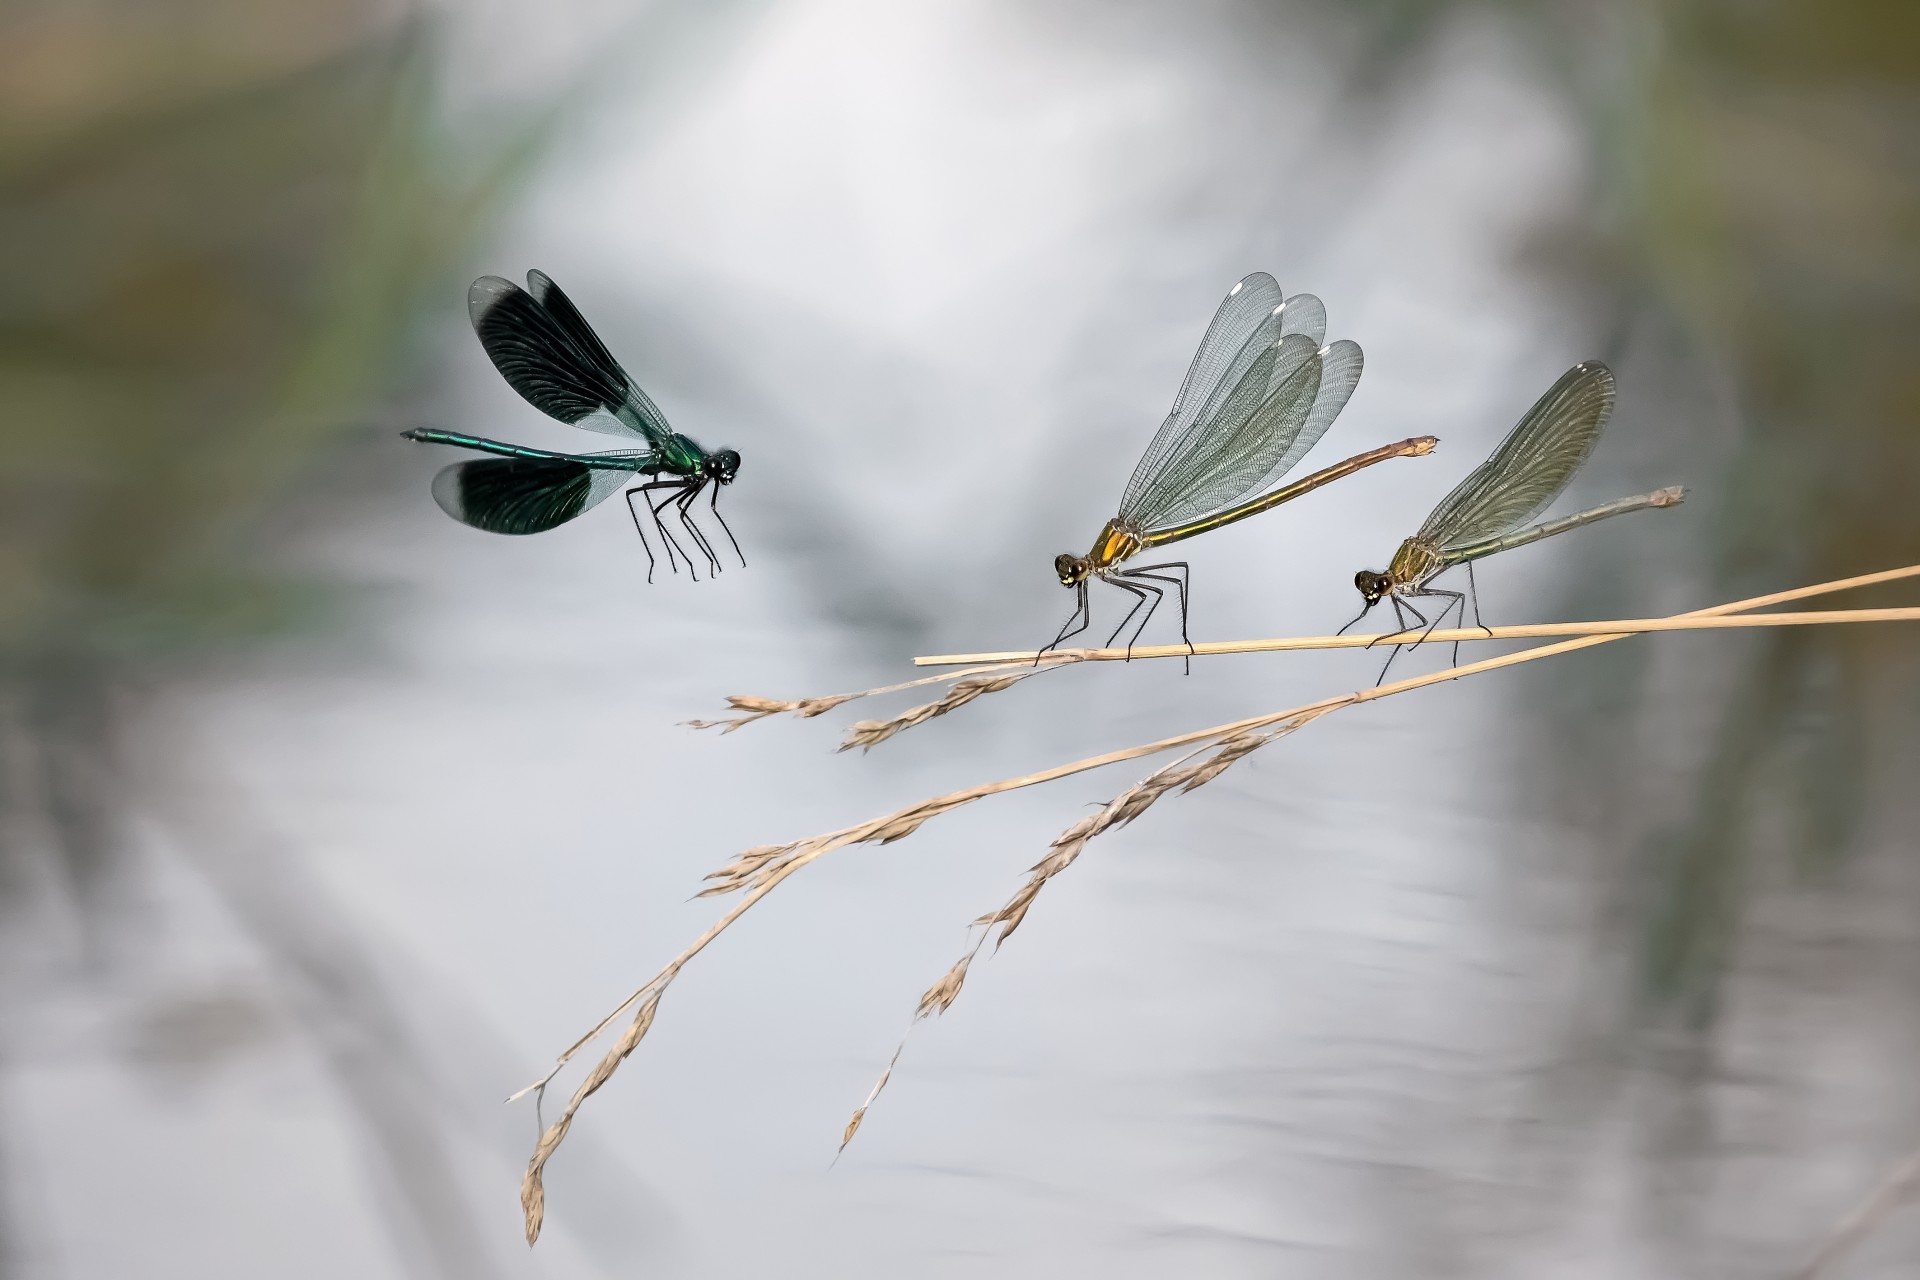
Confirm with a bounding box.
[916,953,973,1018]
[516,562,1920,1239]
[696,841,802,897]
[838,1042,905,1157]
[867,796,973,847]
[838,672,1034,752]
[837,949,982,1158]
[979,880,1044,945]
[690,661,1076,739]
[521,991,661,1244]
[686,693,859,732]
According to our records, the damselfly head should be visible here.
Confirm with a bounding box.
[706,450,741,485]
[1055,553,1090,587]
[1354,570,1391,606]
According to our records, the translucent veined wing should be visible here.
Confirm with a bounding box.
[428,457,638,535]
[1276,293,1326,346]
[1418,361,1615,552]
[1122,333,1327,531]
[467,272,674,447]
[1251,337,1361,488]
[1119,273,1285,517]
[1165,273,1287,430]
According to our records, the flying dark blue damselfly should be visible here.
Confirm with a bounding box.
[1343,359,1685,680]
[1049,272,1436,661]
[403,270,741,580]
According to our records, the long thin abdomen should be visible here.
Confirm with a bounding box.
[402,428,586,462]
[1442,485,1685,565]
[402,429,655,472]
[1142,435,1438,548]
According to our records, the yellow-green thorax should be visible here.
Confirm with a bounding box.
[1386,536,1444,591]
[1088,518,1147,570]
[1055,518,1148,587]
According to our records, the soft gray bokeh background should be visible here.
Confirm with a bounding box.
[5,1,1917,1276]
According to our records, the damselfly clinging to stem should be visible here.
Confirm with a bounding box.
[1343,359,1685,681]
[403,270,743,581]
[1049,272,1436,665]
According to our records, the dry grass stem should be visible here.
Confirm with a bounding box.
[687,660,1081,733]
[518,562,1920,1242]
[684,692,858,732]
[838,1040,906,1156]
[1792,1145,1920,1279]
[521,992,660,1243]
[694,840,803,898]
[839,711,1334,1144]
[915,605,1920,667]
[839,672,1036,751]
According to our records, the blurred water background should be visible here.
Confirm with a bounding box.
[3,0,1917,1276]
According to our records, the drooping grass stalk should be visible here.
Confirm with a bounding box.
[517,562,1920,1244]
[699,606,1920,752]
[829,607,1920,750]
[684,659,1055,731]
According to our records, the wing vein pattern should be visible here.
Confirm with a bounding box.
[429,458,635,535]
[1117,275,1363,533]
[468,271,676,447]
[1418,361,1615,552]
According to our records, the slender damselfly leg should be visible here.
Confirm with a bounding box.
[1464,560,1491,635]
[1372,595,1431,686]
[1122,562,1191,670]
[671,483,722,577]
[636,478,696,576]
[657,484,712,577]
[1452,561,1496,668]
[668,482,716,574]
[622,489,661,583]
[1409,565,1486,669]
[1038,582,1092,664]
[642,480,700,579]
[1335,604,1374,637]
[1363,595,1426,649]
[1121,568,1190,671]
[1429,586,1471,667]
[1408,587,1466,654]
[1102,578,1160,657]
[1397,585,1468,672]
[709,484,746,568]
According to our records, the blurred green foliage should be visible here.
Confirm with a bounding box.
[1341,0,1918,1018]
[0,11,589,1269]
[0,1,547,663]
[1614,0,1920,1017]
[7,0,1911,1039]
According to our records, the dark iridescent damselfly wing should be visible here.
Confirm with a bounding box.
[1117,278,1361,533]
[428,456,641,535]
[1417,360,1615,553]
[468,271,678,451]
